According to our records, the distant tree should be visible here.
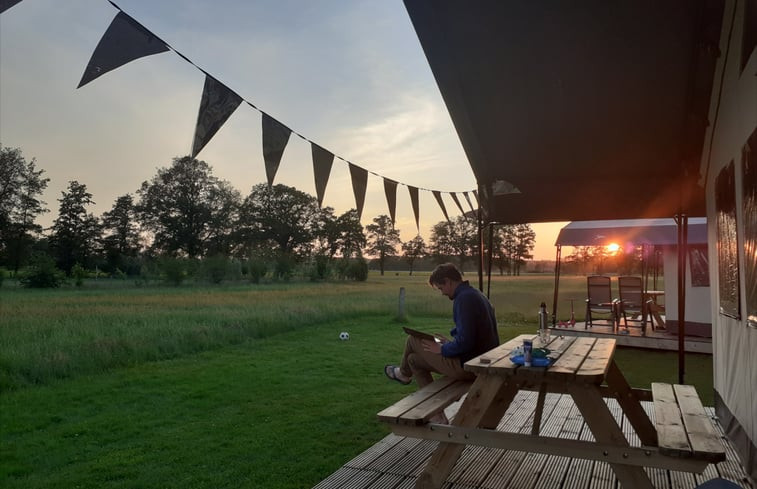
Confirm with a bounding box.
[238,183,321,258]
[401,235,427,275]
[512,224,536,275]
[365,214,400,276]
[565,246,594,275]
[49,181,101,273]
[0,145,49,273]
[205,180,241,256]
[137,156,233,258]
[101,194,141,274]
[429,216,477,270]
[313,207,364,259]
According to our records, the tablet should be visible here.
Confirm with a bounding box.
[402,327,440,342]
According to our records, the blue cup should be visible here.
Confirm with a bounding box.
[523,339,533,366]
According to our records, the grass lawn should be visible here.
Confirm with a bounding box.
[0,274,714,488]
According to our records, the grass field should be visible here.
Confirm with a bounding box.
[0,273,713,488]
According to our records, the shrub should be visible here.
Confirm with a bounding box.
[202,254,229,284]
[19,253,65,288]
[158,256,187,286]
[347,257,368,282]
[246,258,267,284]
[274,254,295,281]
[0,268,5,288]
[309,255,331,281]
[71,263,86,287]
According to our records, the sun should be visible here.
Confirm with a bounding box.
[606,243,620,254]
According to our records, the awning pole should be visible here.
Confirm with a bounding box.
[552,244,562,326]
[478,208,484,292]
[487,224,494,298]
[675,214,688,384]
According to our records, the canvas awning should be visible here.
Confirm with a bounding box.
[555,218,708,247]
[403,0,723,224]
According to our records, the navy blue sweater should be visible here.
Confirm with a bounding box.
[440,281,500,363]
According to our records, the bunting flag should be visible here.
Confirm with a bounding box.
[348,163,368,219]
[463,192,476,213]
[432,191,450,222]
[262,112,292,186]
[77,12,169,88]
[312,143,334,206]
[191,75,242,158]
[450,192,466,215]
[0,0,23,14]
[383,178,398,224]
[408,186,420,230]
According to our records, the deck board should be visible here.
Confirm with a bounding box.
[551,323,712,354]
[314,392,753,489]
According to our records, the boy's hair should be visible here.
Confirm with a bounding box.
[428,263,463,286]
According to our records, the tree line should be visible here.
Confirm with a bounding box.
[0,145,535,287]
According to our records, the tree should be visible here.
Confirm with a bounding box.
[137,156,234,258]
[0,145,49,273]
[101,194,141,274]
[512,224,536,275]
[49,181,101,273]
[429,216,478,270]
[238,183,321,258]
[401,235,427,275]
[365,214,400,276]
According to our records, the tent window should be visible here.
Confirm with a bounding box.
[743,129,757,327]
[689,245,709,287]
[715,161,740,319]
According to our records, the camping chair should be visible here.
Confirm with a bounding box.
[617,276,647,335]
[585,276,618,329]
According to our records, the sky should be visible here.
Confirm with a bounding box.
[0,0,565,260]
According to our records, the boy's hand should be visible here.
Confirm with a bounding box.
[433,333,449,344]
[421,338,442,354]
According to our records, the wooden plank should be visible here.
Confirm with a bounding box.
[652,383,693,457]
[547,337,596,379]
[673,384,726,462]
[575,338,615,384]
[605,360,658,446]
[377,377,458,423]
[399,380,473,425]
[466,336,528,374]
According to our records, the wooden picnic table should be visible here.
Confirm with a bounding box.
[379,334,725,489]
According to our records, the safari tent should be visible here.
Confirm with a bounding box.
[404,0,756,482]
[553,218,713,337]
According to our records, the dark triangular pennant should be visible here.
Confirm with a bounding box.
[463,192,476,213]
[0,0,23,14]
[262,113,292,186]
[312,144,334,206]
[432,191,450,222]
[349,163,368,219]
[383,178,398,224]
[408,186,420,231]
[191,75,242,158]
[78,11,169,88]
[450,192,466,215]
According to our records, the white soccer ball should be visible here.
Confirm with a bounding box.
[339,331,350,341]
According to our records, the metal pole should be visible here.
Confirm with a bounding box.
[552,244,562,326]
[478,208,484,292]
[675,214,688,384]
[487,224,494,298]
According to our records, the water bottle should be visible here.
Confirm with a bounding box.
[538,302,550,344]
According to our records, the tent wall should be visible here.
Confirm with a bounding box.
[662,246,713,336]
[701,0,757,481]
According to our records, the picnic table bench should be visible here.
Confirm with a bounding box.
[378,334,725,489]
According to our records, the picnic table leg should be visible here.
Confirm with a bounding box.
[415,375,517,489]
[567,382,654,489]
[605,360,658,446]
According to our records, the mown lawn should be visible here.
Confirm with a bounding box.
[0,274,713,488]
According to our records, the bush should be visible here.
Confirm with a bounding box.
[71,263,86,287]
[0,268,5,288]
[19,253,65,288]
[246,258,267,284]
[201,254,229,284]
[158,256,187,286]
[347,257,368,282]
[309,255,331,281]
[274,254,295,281]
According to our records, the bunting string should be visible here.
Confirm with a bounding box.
[7,0,479,226]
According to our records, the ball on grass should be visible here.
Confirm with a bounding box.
[339,331,350,341]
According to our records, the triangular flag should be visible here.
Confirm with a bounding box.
[349,163,368,219]
[383,178,398,224]
[463,192,476,213]
[78,12,169,88]
[0,0,23,14]
[262,112,291,186]
[450,192,466,215]
[191,75,242,158]
[312,144,334,206]
[408,186,420,231]
[432,191,450,222]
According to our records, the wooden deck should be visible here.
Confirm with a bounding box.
[314,391,752,489]
[549,322,713,354]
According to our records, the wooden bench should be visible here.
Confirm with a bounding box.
[377,377,473,426]
[652,382,726,464]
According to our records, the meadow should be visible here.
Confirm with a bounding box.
[0,274,713,488]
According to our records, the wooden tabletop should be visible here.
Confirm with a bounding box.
[465,334,616,385]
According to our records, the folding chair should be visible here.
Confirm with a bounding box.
[585,276,618,329]
[617,276,647,335]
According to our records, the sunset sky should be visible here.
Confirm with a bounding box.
[0,0,566,260]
